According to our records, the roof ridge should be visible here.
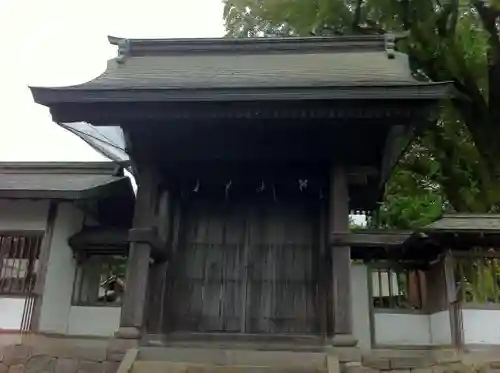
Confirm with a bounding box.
[108,34,393,62]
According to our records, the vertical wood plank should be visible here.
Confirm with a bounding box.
[477,253,486,303]
[388,268,394,308]
[444,250,462,348]
[457,256,466,302]
[157,190,171,242]
[443,250,465,347]
[366,264,376,349]
[165,199,183,332]
[146,260,168,333]
[222,204,245,332]
[195,203,210,330]
[329,165,356,345]
[492,258,498,303]
[316,202,328,336]
[240,207,251,333]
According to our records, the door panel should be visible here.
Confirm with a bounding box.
[169,202,247,332]
[168,199,319,334]
[246,203,319,334]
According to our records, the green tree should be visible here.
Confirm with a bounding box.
[224,0,500,227]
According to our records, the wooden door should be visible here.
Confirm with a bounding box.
[168,199,319,334]
[168,201,247,332]
[246,202,319,334]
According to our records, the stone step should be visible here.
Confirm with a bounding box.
[361,349,461,371]
[139,347,328,369]
[145,334,325,353]
[132,361,329,373]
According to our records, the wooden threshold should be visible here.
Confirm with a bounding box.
[144,332,327,352]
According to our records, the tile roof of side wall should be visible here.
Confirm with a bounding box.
[0,162,133,200]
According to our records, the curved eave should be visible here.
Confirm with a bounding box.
[31,83,453,106]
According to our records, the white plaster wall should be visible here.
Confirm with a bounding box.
[38,203,83,334]
[351,264,371,351]
[0,200,49,231]
[67,306,121,337]
[430,311,452,345]
[374,313,431,345]
[0,297,26,330]
[351,263,437,348]
[462,309,500,345]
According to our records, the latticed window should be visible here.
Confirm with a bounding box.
[0,232,43,295]
[371,264,426,310]
[454,251,500,304]
[72,255,127,306]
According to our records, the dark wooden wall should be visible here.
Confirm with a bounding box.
[165,197,321,334]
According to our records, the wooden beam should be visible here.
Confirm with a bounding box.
[128,228,168,261]
[331,231,412,247]
[69,227,128,247]
[68,226,168,261]
[117,167,160,339]
[329,166,357,346]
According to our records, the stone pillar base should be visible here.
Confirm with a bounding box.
[331,334,358,347]
[325,346,362,364]
[114,327,141,340]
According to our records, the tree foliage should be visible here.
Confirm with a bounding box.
[224,0,500,228]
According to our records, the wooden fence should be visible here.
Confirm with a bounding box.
[0,232,43,332]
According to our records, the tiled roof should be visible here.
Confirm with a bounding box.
[30,35,451,104]
[424,214,500,232]
[0,162,132,200]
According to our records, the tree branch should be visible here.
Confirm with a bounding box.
[471,0,500,54]
[352,0,363,31]
[426,126,478,211]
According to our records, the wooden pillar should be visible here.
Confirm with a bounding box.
[116,168,159,339]
[31,201,58,332]
[145,190,171,334]
[329,166,357,346]
[444,251,463,348]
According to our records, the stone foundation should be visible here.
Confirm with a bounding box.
[356,352,500,373]
[0,335,123,373]
[3,335,500,373]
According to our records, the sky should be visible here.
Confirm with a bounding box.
[0,0,225,162]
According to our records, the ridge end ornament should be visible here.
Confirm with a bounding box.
[116,39,131,64]
[384,34,396,59]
